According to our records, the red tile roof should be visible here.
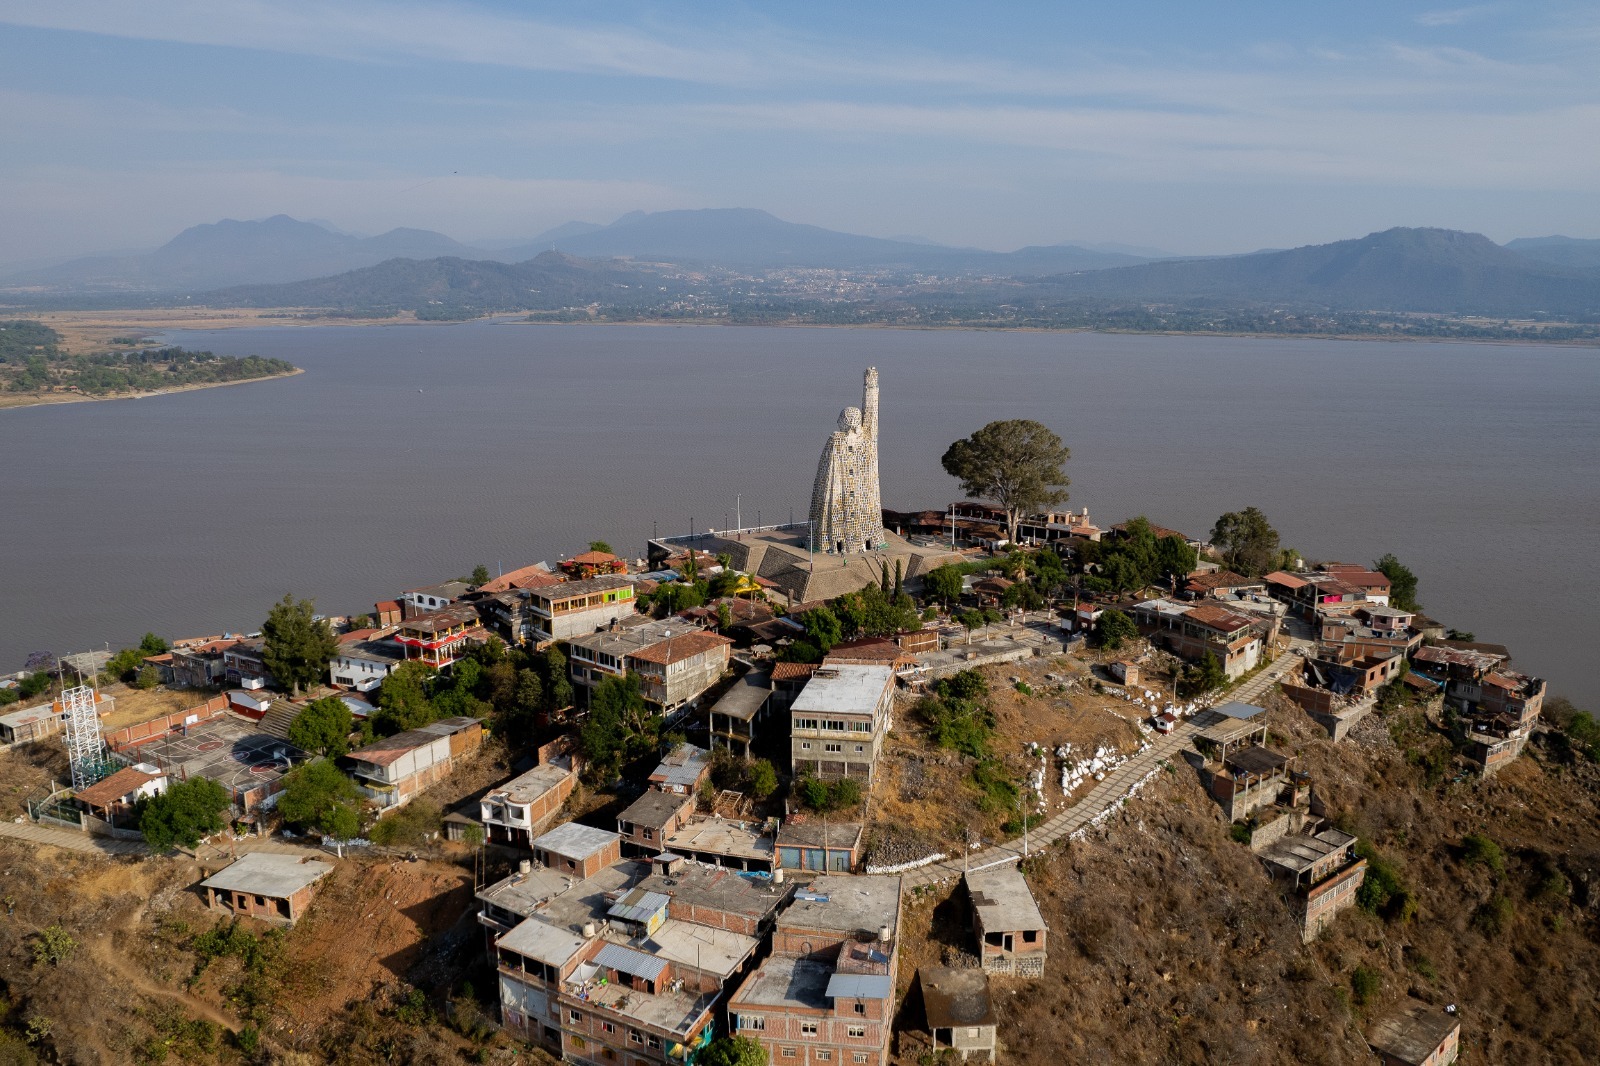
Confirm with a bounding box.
[75,766,162,809]
[476,564,562,593]
[771,662,818,682]
[1183,604,1256,634]
[568,550,621,566]
[629,631,733,665]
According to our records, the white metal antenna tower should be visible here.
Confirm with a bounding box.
[61,684,107,792]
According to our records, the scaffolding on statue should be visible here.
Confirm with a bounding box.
[61,684,114,792]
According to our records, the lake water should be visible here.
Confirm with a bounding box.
[2,322,1596,704]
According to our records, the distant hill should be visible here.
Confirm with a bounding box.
[497,208,1146,273]
[1033,227,1600,316]
[1504,236,1600,272]
[199,251,680,314]
[4,216,486,292]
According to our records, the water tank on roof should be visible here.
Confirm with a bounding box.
[518,858,532,876]
[878,925,891,943]
[582,922,597,939]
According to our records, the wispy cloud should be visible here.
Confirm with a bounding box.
[1415,5,1500,28]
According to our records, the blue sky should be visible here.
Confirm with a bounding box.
[2,1,1598,263]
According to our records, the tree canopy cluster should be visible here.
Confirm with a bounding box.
[261,595,338,696]
[372,638,571,741]
[577,672,662,783]
[1,323,296,397]
[278,760,361,842]
[1209,507,1283,577]
[1073,517,1198,594]
[138,777,230,850]
[1374,553,1421,611]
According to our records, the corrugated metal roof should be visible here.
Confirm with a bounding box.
[1212,701,1265,720]
[826,974,893,1000]
[608,890,671,924]
[593,942,668,982]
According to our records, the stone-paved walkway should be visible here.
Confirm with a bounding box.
[0,819,149,857]
[902,718,1203,889]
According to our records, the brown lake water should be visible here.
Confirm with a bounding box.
[2,322,1595,703]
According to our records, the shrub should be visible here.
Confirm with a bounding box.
[1473,895,1514,937]
[1462,832,1506,874]
[748,759,778,799]
[1355,840,1414,923]
[831,778,862,810]
[138,777,230,851]
[1229,823,1252,844]
[135,665,160,690]
[369,799,441,847]
[32,924,75,966]
[797,777,831,811]
[1350,966,1381,1006]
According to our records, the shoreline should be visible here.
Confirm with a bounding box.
[11,305,1599,351]
[0,368,304,411]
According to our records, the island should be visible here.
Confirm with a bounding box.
[0,319,299,409]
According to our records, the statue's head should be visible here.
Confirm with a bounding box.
[838,406,863,431]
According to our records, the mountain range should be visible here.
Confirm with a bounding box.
[4,211,1598,319]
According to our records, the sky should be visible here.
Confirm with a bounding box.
[2,0,1599,265]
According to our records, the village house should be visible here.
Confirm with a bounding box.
[532,822,623,880]
[1192,702,1300,823]
[162,638,242,688]
[477,589,539,646]
[1367,1003,1461,1066]
[527,574,638,646]
[199,852,333,927]
[648,743,712,795]
[374,600,404,627]
[329,636,405,692]
[965,865,1047,977]
[708,671,776,758]
[569,620,733,716]
[479,762,579,849]
[223,639,272,686]
[0,703,66,745]
[401,579,472,619]
[790,664,897,784]
[664,817,776,872]
[1181,569,1266,601]
[730,875,904,1066]
[1257,822,1367,943]
[73,763,166,829]
[391,603,485,670]
[472,562,561,595]
[916,966,997,1062]
[1134,599,1264,679]
[485,846,776,1066]
[616,790,696,855]
[560,550,629,579]
[777,821,865,874]
[344,716,483,812]
[1412,646,1546,774]
[821,637,919,674]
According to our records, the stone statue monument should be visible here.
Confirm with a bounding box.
[809,367,883,554]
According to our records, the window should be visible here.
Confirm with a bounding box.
[648,1035,662,1050]
[817,1053,831,1062]
[570,1010,583,1024]
[849,721,871,733]
[572,1036,587,1050]
[848,1025,866,1038]
[781,1050,797,1060]
[601,1022,615,1034]
[643,828,654,840]
[801,1022,818,1036]
[1022,929,1039,943]
[601,1050,615,1062]
[854,745,865,753]
[801,742,812,750]
[741,1016,766,1032]
[630,1030,644,1045]
[853,1003,866,1016]
[966,1028,981,1039]
[823,719,846,732]
[824,743,842,753]
[853,1055,869,1063]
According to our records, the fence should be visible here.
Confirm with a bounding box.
[104,695,229,751]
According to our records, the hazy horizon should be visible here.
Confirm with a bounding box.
[3,2,1599,266]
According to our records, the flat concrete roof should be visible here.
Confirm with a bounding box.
[201,852,333,898]
[639,864,787,922]
[666,819,774,863]
[534,821,620,861]
[499,916,588,969]
[620,790,694,830]
[1368,1004,1459,1063]
[489,763,573,805]
[640,918,759,979]
[777,821,864,851]
[791,664,894,716]
[566,971,712,1038]
[780,874,901,939]
[965,865,1045,932]
[734,955,834,1010]
[920,966,996,1029]
[709,672,773,722]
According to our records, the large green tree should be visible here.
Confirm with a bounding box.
[1209,507,1280,577]
[1093,609,1139,650]
[288,696,354,757]
[922,564,964,607]
[278,760,361,836]
[579,672,658,782]
[261,595,338,696]
[138,778,230,851]
[941,420,1071,544]
[374,661,438,735]
[702,1035,768,1066]
[1374,553,1421,611]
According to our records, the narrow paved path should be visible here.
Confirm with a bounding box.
[1228,626,1313,706]
[0,820,149,857]
[902,719,1202,889]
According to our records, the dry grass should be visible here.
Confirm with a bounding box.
[97,683,208,732]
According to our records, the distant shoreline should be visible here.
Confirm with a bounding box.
[0,368,304,411]
[13,306,1600,350]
